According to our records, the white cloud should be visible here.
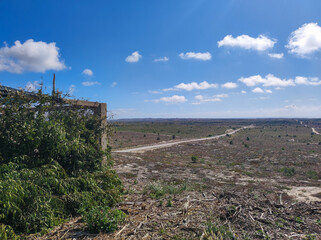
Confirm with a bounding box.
[82,81,101,86]
[215,94,228,98]
[179,52,211,61]
[218,34,276,51]
[222,82,238,88]
[82,68,93,76]
[25,81,42,92]
[111,82,117,87]
[165,81,218,91]
[239,74,321,88]
[239,74,295,87]
[193,94,221,104]
[286,23,321,57]
[125,51,142,63]
[252,87,272,94]
[147,95,187,103]
[154,56,169,62]
[195,95,204,101]
[0,39,66,73]
[241,90,247,94]
[268,53,284,59]
[294,76,321,86]
[252,87,264,93]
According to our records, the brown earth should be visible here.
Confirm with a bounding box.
[29,122,321,240]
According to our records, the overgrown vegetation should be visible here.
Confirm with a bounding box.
[82,206,126,233]
[0,89,123,237]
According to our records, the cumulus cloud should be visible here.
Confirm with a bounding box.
[82,68,93,76]
[239,74,295,87]
[218,34,276,51]
[252,87,264,93]
[222,82,238,89]
[192,94,222,104]
[294,76,321,86]
[82,81,101,86]
[0,39,66,73]
[252,87,272,94]
[268,53,284,59]
[286,23,321,57]
[164,81,218,91]
[147,95,187,103]
[154,56,169,62]
[25,81,42,92]
[239,74,321,88]
[125,51,142,63]
[241,90,247,94]
[179,52,211,61]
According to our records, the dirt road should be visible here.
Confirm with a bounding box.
[312,127,320,135]
[114,125,253,153]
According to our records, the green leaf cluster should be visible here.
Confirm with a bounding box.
[0,89,123,236]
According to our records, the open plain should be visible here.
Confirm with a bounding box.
[107,119,321,239]
[35,119,321,239]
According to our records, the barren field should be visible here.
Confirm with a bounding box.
[38,119,321,240]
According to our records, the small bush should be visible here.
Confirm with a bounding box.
[203,221,236,240]
[280,167,296,177]
[83,206,126,233]
[191,155,198,163]
[306,170,319,179]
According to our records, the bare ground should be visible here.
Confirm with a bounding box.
[30,123,321,240]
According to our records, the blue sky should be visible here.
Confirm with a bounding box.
[1,0,321,118]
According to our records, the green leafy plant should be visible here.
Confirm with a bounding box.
[83,206,126,233]
[0,89,123,236]
[203,221,237,240]
[280,167,296,177]
[191,155,198,163]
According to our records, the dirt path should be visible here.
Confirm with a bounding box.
[113,125,253,153]
[312,127,320,135]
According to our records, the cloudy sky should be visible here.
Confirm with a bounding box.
[1,0,321,118]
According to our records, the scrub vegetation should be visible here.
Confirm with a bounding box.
[0,90,123,238]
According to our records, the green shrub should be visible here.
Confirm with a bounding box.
[83,206,126,233]
[191,155,198,163]
[0,89,123,236]
[280,167,296,177]
[203,221,236,240]
[306,170,319,179]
